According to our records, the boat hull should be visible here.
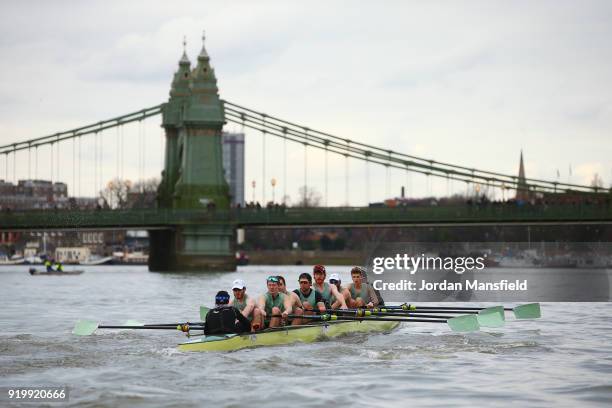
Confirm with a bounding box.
[29,269,84,275]
[178,320,399,352]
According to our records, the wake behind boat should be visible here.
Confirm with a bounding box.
[29,267,84,276]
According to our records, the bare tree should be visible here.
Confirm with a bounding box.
[131,178,160,194]
[590,173,604,190]
[99,178,132,209]
[296,186,322,208]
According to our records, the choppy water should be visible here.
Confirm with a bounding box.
[1,265,611,407]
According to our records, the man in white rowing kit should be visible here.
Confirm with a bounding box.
[293,272,326,315]
[257,276,295,328]
[312,265,348,310]
[346,266,379,309]
[229,279,264,331]
[277,275,305,324]
[327,273,351,309]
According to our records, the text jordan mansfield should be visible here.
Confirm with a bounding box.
[373,279,528,291]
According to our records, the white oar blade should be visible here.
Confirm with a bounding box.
[73,319,99,336]
[200,306,210,320]
[477,306,505,327]
[447,315,480,332]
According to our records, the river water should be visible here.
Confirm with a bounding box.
[1,265,611,407]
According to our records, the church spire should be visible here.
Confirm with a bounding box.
[516,150,530,201]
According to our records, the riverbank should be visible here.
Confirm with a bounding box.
[245,250,365,265]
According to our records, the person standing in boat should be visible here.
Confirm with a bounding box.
[293,273,326,315]
[229,279,263,331]
[327,273,351,310]
[312,265,348,310]
[277,275,305,325]
[346,266,379,309]
[257,276,294,328]
[204,290,252,335]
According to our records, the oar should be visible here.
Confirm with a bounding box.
[316,308,458,320]
[73,320,204,336]
[353,306,505,328]
[388,303,541,319]
[274,313,480,333]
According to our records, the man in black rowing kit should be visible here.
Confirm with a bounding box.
[204,290,252,335]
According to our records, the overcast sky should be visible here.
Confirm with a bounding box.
[0,1,610,205]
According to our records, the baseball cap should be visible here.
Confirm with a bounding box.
[232,279,246,290]
[329,273,340,283]
[313,264,326,274]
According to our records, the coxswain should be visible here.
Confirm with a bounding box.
[257,276,294,328]
[346,266,379,308]
[204,290,252,335]
[229,279,264,331]
[277,275,304,324]
[327,273,351,309]
[312,265,348,309]
[293,272,326,314]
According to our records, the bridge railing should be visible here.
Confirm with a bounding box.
[0,203,610,230]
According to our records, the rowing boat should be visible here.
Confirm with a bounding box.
[29,268,84,276]
[178,320,400,352]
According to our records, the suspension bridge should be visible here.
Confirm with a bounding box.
[0,34,610,271]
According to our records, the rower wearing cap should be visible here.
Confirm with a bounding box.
[257,276,294,328]
[293,272,326,314]
[312,265,348,310]
[346,266,379,308]
[277,275,305,324]
[327,273,351,309]
[229,279,263,331]
[204,291,252,335]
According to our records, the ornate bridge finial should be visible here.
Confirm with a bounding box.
[198,29,209,59]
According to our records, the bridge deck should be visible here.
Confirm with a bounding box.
[1,205,611,230]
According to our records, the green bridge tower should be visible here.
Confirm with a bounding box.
[149,33,235,272]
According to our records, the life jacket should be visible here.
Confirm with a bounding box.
[205,306,239,335]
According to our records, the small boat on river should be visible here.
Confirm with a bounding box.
[29,268,84,276]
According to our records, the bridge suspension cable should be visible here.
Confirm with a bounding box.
[223,100,601,194]
[0,105,163,156]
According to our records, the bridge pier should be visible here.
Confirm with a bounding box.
[152,33,236,272]
[149,225,236,272]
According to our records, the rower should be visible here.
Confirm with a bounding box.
[327,273,351,309]
[44,259,53,272]
[204,291,252,335]
[277,275,305,324]
[293,272,326,314]
[229,279,263,331]
[257,276,294,328]
[312,264,348,310]
[346,266,379,308]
